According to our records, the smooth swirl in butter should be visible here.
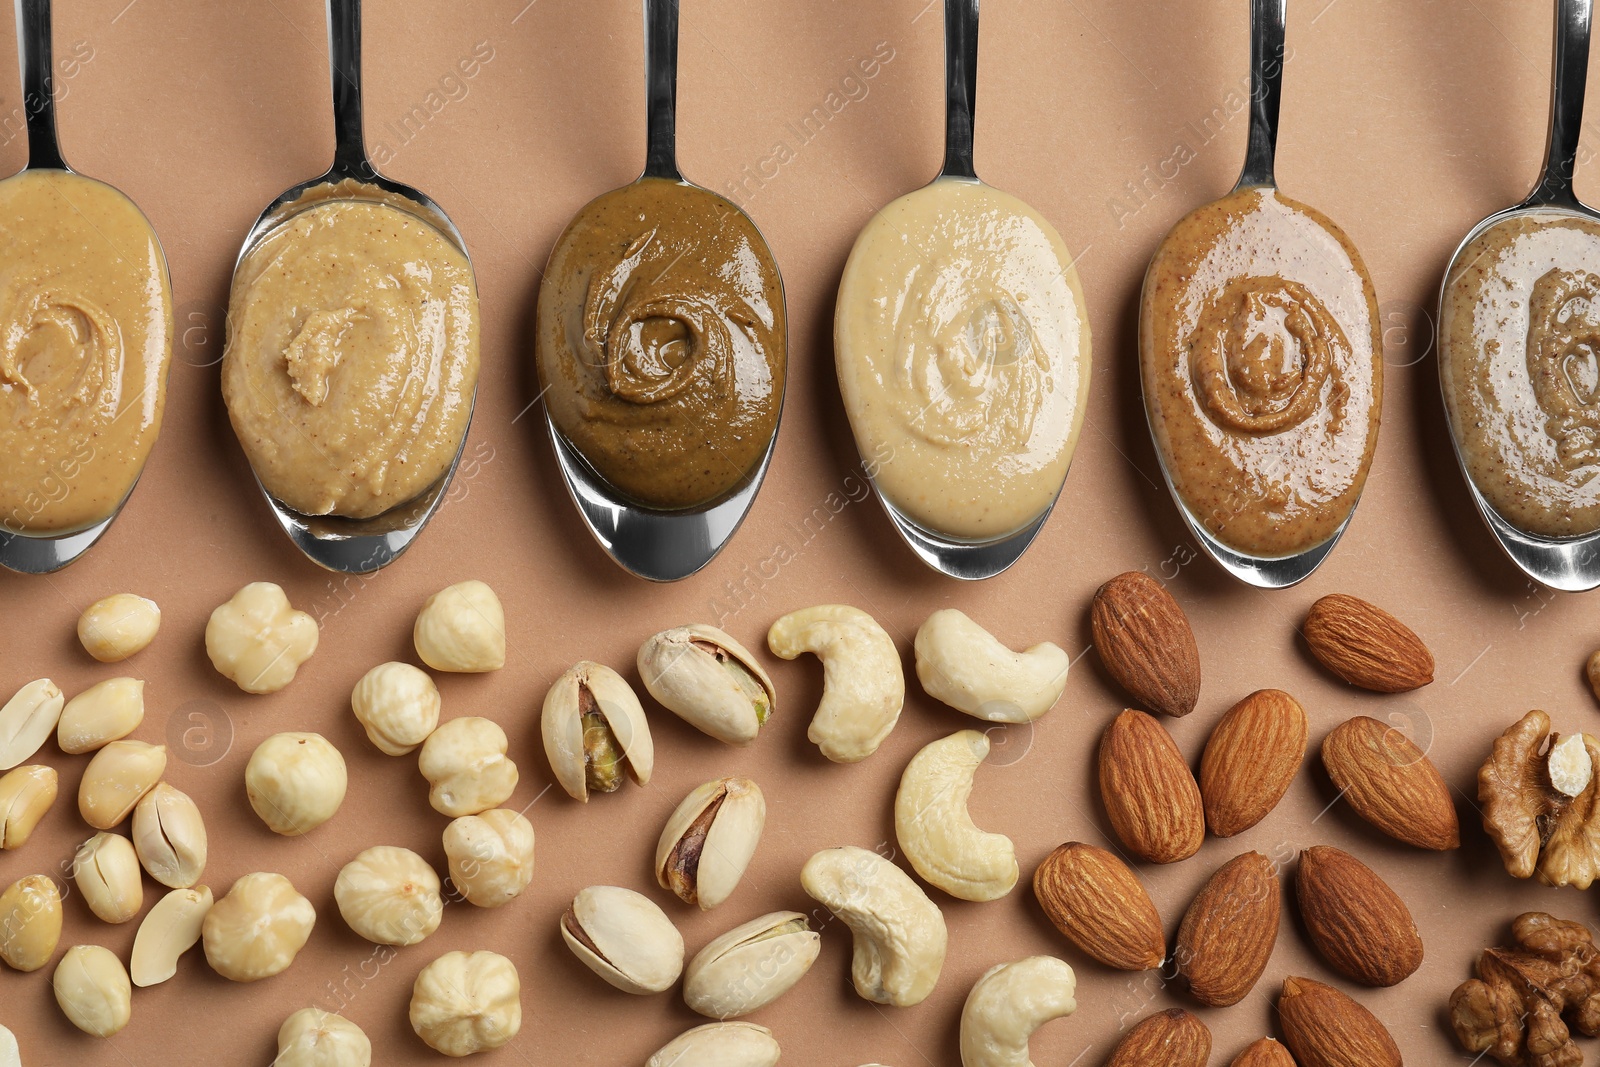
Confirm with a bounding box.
[0,288,122,418]
[581,229,734,407]
[1189,276,1345,436]
[1527,267,1600,470]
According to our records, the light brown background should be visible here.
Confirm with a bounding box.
[0,0,1593,1063]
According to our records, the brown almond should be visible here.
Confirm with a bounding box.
[1091,572,1202,717]
[1322,715,1459,850]
[1175,850,1280,1006]
[1032,842,1165,971]
[1302,593,1433,692]
[1295,845,1421,987]
[1099,709,1204,864]
[1231,1038,1297,1066]
[1278,976,1401,1067]
[1105,1008,1212,1067]
[1200,689,1308,836]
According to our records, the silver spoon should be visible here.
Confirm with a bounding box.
[227,0,477,575]
[0,0,173,575]
[540,0,785,583]
[1437,0,1600,591]
[840,0,1076,581]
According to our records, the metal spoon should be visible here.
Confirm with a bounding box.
[1437,0,1600,591]
[0,0,173,575]
[226,0,476,575]
[539,0,785,583]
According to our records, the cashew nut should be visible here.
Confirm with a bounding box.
[800,845,947,1006]
[959,956,1077,1067]
[767,605,904,763]
[895,731,1018,901]
[914,610,1068,723]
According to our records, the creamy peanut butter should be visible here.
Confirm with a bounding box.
[0,169,172,534]
[536,178,785,511]
[834,178,1091,540]
[1140,187,1381,557]
[222,198,479,519]
[1441,212,1600,537]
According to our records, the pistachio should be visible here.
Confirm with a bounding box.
[638,625,776,745]
[71,832,144,924]
[78,593,161,662]
[131,782,207,888]
[56,677,145,754]
[684,910,821,1019]
[53,945,131,1037]
[656,776,766,910]
[78,739,167,829]
[0,874,62,971]
[130,885,212,987]
[542,661,655,802]
[0,679,64,770]
[203,872,316,982]
[560,885,684,994]
[647,1023,780,1067]
[0,764,57,849]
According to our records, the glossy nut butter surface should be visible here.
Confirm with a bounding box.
[0,170,172,534]
[1440,211,1600,538]
[834,178,1091,540]
[1140,186,1382,557]
[536,178,786,511]
[221,197,480,519]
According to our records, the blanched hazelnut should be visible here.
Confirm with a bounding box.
[203,872,316,981]
[57,677,145,754]
[0,874,62,971]
[277,1008,372,1067]
[78,739,167,829]
[409,950,521,1056]
[351,662,441,755]
[205,582,318,694]
[335,846,443,946]
[78,593,160,663]
[53,945,131,1037]
[71,832,143,924]
[419,717,518,817]
[443,808,534,908]
[414,580,505,673]
[246,732,347,836]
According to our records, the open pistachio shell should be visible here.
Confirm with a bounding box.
[655,777,766,910]
[638,625,776,745]
[684,910,820,1018]
[560,885,683,994]
[542,662,654,802]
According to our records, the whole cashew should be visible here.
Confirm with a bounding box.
[800,846,947,1007]
[767,605,904,763]
[895,731,1018,901]
[914,610,1068,723]
[959,956,1077,1067]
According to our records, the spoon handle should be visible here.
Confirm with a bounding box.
[1530,0,1593,207]
[15,0,64,170]
[1235,0,1286,190]
[941,0,979,180]
[642,0,682,180]
[327,0,371,179]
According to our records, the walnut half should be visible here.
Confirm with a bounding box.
[1478,711,1600,888]
[1450,912,1600,1066]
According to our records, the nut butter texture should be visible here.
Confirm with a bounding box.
[1141,187,1381,557]
[222,197,479,518]
[835,178,1091,539]
[536,177,785,510]
[0,170,172,533]
[1440,212,1600,537]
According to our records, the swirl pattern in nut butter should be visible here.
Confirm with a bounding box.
[0,171,172,534]
[1440,213,1600,537]
[536,178,785,511]
[1140,188,1381,557]
[834,179,1091,540]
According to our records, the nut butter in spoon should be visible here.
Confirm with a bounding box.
[0,0,173,574]
[1139,0,1381,587]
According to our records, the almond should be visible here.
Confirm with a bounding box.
[1302,594,1433,692]
[1105,1008,1211,1067]
[1322,715,1459,850]
[1231,1038,1297,1066]
[1099,709,1204,863]
[1278,976,1401,1067]
[1175,850,1280,1006]
[1295,845,1421,987]
[1091,572,1201,717]
[1200,689,1308,836]
[1032,842,1164,971]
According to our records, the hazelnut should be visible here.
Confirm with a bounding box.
[443,808,534,908]
[414,580,505,673]
[246,732,347,836]
[350,662,441,755]
[418,717,518,817]
[53,945,131,1037]
[409,950,521,1056]
[77,593,160,663]
[277,1008,372,1067]
[205,582,318,694]
[57,677,145,754]
[335,846,443,946]
[202,872,316,982]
